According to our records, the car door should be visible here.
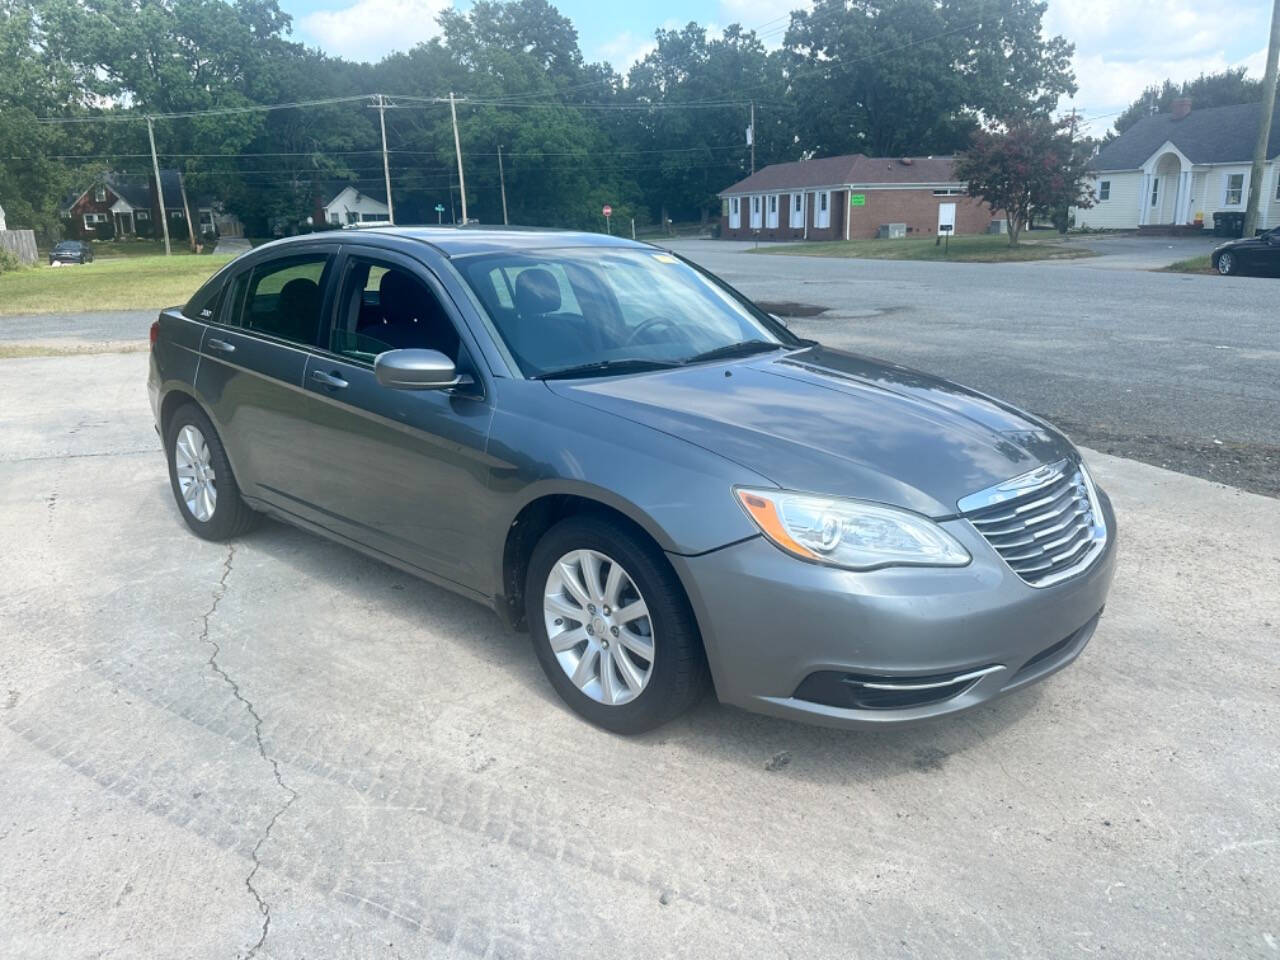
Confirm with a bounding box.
[293,246,496,590]
[195,246,338,511]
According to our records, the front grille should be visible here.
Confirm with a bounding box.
[959,458,1106,587]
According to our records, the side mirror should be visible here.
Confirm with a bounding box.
[374,349,470,390]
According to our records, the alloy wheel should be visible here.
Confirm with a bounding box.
[174,424,217,522]
[543,549,655,706]
[1218,252,1234,275]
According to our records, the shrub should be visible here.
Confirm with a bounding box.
[0,247,25,274]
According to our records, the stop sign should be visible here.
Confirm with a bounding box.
[602,205,613,217]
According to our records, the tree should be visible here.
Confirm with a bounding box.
[1114,68,1263,135]
[954,113,1093,246]
[784,0,1075,158]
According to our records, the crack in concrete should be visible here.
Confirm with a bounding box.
[199,543,298,959]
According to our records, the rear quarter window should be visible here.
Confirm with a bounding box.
[183,274,228,323]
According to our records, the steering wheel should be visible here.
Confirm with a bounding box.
[623,316,693,347]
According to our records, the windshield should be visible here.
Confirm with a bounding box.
[454,247,790,378]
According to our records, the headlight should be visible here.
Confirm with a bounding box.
[735,487,970,571]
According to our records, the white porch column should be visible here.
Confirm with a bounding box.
[1176,170,1191,224]
[1139,173,1152,226]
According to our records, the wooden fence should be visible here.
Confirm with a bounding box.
[0,230,38,265]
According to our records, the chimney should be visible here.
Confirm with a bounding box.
[1172,97,1192,120]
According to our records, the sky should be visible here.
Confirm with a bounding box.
[283,0,1276,138]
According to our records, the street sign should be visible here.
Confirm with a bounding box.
[434,202,445,225]
[434,204,445,212]
[602,205,613,217]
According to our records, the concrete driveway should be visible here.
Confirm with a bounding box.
[2,351,1277,958]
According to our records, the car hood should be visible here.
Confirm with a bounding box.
[546,345,1077,517]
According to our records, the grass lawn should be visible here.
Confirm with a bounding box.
[749,233,1095,263]
[1162,254,1214,274]
[0,254,233,316]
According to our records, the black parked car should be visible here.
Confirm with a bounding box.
[1212,227,1280,276]
[49,240,94,265]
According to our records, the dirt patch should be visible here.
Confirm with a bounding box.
[755,301,829,318]
[1048,417,1280,499]
[0,340,148,358]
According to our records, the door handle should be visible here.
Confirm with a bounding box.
[206,338,235,353]
[311,369,349,390]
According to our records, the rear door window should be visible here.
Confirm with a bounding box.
[237,255,332,346]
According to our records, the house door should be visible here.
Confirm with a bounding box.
[938,203,957,235]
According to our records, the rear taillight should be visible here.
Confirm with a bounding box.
[149,320,159,347]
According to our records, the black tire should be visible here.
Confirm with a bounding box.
[525,514,709,734]
[164,402,259,541]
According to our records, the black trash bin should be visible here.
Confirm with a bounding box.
[1213,211,1245,238]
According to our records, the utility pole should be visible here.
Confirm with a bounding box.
[177,171,196,252]
[749,100,756,174]
[497,144,509,225]
[1244,0,1280,238]
[371,94,395,225]
[449,92,468,224]
[146,116,171,256]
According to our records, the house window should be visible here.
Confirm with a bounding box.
[815,190,831,229]
[790,192,804,228]
[1098,180,1111,201]
[750,195,762,229]
[82,212,107,229]
[729,197,740,229]
[931,188,963,196]
[766,194,779,228]
[1225,173,1244,205]
[135,210,149,220]
[329,212,340,225]
[1275,176,1280,202]
[94,186,106,202]
[1149,179,1159,208]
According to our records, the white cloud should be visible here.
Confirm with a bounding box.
[594,30,657,71]
[299,0,452,63]
[1043,0,1273,136]
[718,0,809,47]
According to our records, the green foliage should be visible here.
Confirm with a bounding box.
[3,0,1080,234]
[0,246,25,273]
[954,112,1094,246]
[1115,68,1263,135]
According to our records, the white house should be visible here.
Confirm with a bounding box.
[1076,98,1280,232]
[0,202,7,231]
[322,185,390,226]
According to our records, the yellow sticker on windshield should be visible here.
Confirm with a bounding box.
[651,253,678,263]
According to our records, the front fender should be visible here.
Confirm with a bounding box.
[482,379,769,597]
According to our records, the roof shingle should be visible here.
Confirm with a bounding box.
[1093,101,1280,171]
[719,154,959,195]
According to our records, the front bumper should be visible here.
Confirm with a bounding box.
[669,490,1117,728]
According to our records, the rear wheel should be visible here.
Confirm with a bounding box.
[1217,251,1236,275]
[526,515,708,733]
[164,403,258,541]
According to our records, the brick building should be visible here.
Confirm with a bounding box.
[61,171,220,241]
[718,154,999,242]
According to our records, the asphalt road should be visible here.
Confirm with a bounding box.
[665,236,1278,495]
[1,233,1274,493]
[2,351,1278,958]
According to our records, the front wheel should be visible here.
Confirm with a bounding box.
[1217,251,1237,275]
[164,403,259,541]
[526,515,709,733]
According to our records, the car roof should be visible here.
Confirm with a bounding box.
[258,226,656,259]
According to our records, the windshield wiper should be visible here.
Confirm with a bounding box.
[533,357,682,380]
[681,340,785,366]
